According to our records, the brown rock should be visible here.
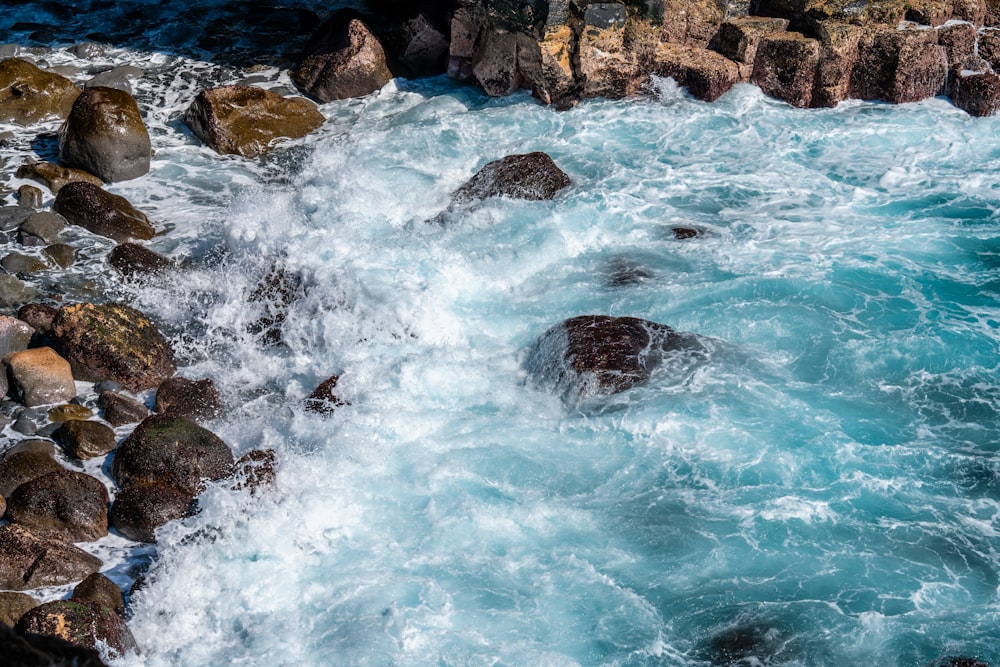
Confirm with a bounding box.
[0,590,38,627]
[155,376,222,421]
[752,31,822,108]
[660,0,725,47]
[937,21,979,68]
[447,5,481,81]
[452,152,570,204]
[712,17,790,71]
[0,524,101,590]
[71,572,125,616]
[901,0,954,25]
[0,58,80,125]
[57,419,117,460]
[108,242,173,277]
[472,28,535,97]
[803,0,909,26]
[648,43,741,102]
[578,5,638,99]
[812,21,865,107]
[15,160,103,194]
[1,252,49,274]
[527,25,579,107]
[53,181,155,243]
[849,25,948,103]
[949,69,1000,115]
[17,184,43,208]
[5,469,109,542]
[51,302,176,392]
[305,375,345,414]
[109,482,195,543]
[59,86,150,183]
[47,403,93,422]
[97,390,149,427]
[43,243,77,268]
[3,347,76,407]
[17,302,57,336]
[952,0,987,22]
[15,600,136,657]
[0,440,63,498]
[979,28,1000,70]
[232,449,277,495]
[182,85,324,158]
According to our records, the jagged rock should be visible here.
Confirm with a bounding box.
[19,211,67,244]
[59,86,151,183]
[109,482,195,543]
[0,58,80,125]
[712,17,790,74]
[305,375,345,414]
[0,590,38,627]
[3,347,76,407]
[17,302,57,335]
[949,69,1000,115]
[52,181,155,243]
[17,184,43,208]
[5,469,109,542]
[0,618,109,667]
[182,85,325,158]
[50,302,176,392]
[15,600,136,658]
[57,419,117,460]
[751,31,822,107]
[108,242,173,277]
[47,403,93,422]
[43,243,77,268]
[2,252,49,274]
[97,390,149,427]
[112,414,234,495]
[292,10,393,102]
[978,27,1000,70]
[390,13,451,76]
[0,440,63,498]
[447,4,480,81]
[232,449,277,495]
[0,315,34,358]
[154,376,222,421]
[15,160,103,194]
[529,25,579,107]
[71,572,125,617]
[850,25,947,103]
[0,524,101,590]
[472,28,537,97]
[0,275,37,308]
[925,658,990,667]
[452,152,570,204]
[648,43,740,101]
[660,0,725,47]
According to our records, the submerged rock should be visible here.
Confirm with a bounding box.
[108,242,173,277]
[59,86,151,182]
[305,374,345,414]
[0,524,101,590]
[15,599,136,658]
[0,58,80,125]
[231,449,277,495]
[56,418,117,460]
[451,152,571,204]
[5,469,110,542]
[53,181,155,243]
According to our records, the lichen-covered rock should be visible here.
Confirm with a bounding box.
[0,623,109,667]
[15,599,136,658]
[154,376,222,421]
[109,482,195,543]
[937,21,979,69]
[182,85,324,158]
[648,43,740,102]
[452,152,570,204]
[0,315,34,358]
[231,449,277,495]
[751,32,822,108]
[5,469,109,542]
[0,440,63,498]
[949,69,1000,115]
[71,572,125,617]
[50,302,176,392]
[849,25,948,103]
[804,0,909,25]
[97,390,149,427]
[0,58,80,125]
[112,414,234,495]
[529,25,579,107]
[292,10,393,102]
[0,524,101,590]
[53,181,155,243]
[810,21,864,107]
[3,347,76,407]
[58,86,150,183]
[577,4,640,99]
[15,160,103,194]
[0,590,38,627]
[57,419,117,460]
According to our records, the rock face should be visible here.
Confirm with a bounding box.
[649,43,741,101]
[0,524,101,590]
[0,58,80,125]
[51,302,176,392]
[5,469,109,542]
[452,152,571,204]
[15,600,136,657]
[3,347,77,407]
[849,25,947,103]
[53,181,155,243]
[109,482,195,543]
[949,69,1000,116]
[182,85,325,158]
[751,32,822,107]
[292,10,393,102]
[59,86,151,182]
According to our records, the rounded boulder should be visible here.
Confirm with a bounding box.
[59,86,151,182]
[5,469,110,542]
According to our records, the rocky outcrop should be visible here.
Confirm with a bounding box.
[15,600,136,658]
[4,469,109,542]
[59,86,151,183]
[3,347,77,407]
[0,58,80,125]
[0,524,101,590]
[182,85,325,158]
[451,152,571,204]
[849,25,947,103]
[949,69,1000,115]
[53,181,156,243]
[751,31,822,107]
[0,622,109,667]
[389,13,452,76]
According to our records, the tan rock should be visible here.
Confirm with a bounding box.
[3,347,76,407]
[0,591,38,627]
[712,17,790,70]
[660,0,726,47]
[528,25,579,107]
[0,58,80,125]
[648,43,741,101]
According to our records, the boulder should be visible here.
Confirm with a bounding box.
[232,449,277,495]
[0,620,109,667]
[112,414,234,495]
[751,31,821,107]
[97,390,149,427]
[937,21,979,68]
[472,28,537,97]
[50,302,176,392]
[949,69,1000,115]
[292,10,393,102]
[305,374,345,414]
[19,211,67,244]
[0,206,34,232]
[3,347,76,407]
[15,600,136,658]
[648,43,741,101]
[451,152,570,204]
[182,85,325,158]
[17,184,43,208]
[58,86,151,183]
[109,482,195,543]
[712,17,790,72]
[577,4,641,99]
[0,590,38,627]
[17,302,57,336]
[0,440,63,498]
[803,0,909,26]
[390,13,451,76]
[0,58,80,125]
[0,524,101,590]
[57,419,117,460]
[5,469,109,542]
[108,242,173,278]
[53,181,155,243]
[15,160,103,194]
[527,25,579,107]
[85,65,143,94]
[1,252,49,274]
[154,376,222,421]
[447,5,481,81]
[0,315,34,358]
[43,243,77,269]
[980,28,1000,71]
[849,25,948,103]
[71,572,125,617]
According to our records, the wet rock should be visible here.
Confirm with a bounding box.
[937,21,979,68]
[672,226,703,239]
[112,413,235,495]
[53,181,156,243]
[751,31,822,108]
[0,622,109,667]
[50,302,176,392]
[0,58,80,125]
[71,572,125,617]
[17,302,57,336]
[0,315,34,358]
[3,347,76,407]
[926,658,990,667]
[390,13,451,76]
[2,251,49,274]
[0,439,62,498]
[155,376,222,421]
[577,4,641,99]
[809,21,863,106]
[57,419,117,460]
[0,275,37,308]
[0,590,38,627]
[451,152,570,204]
[97,390,149,427]
[109,481,195,543]
[648,43,741,102]
[5,469,109,542]
[292,10,393,102]
[706,624,788,665]
[15,599,136,658]
[182,85,325,159]
[712,17,790,70]
[305,374,345,414]
[979,28,1000,71]
[108,242,173,277]
[47,403,93,422]
[949,69,1000,115]
[527,25,579,107]
[43,243,77,268]
[247,265,305,345]
[471,28,539,97]
[59,86,151,183]
[0,524,101,590]
[232,448,277,495]
[85,65,143,94]
[849,25,948,103]
[803,0,909,25]
[0,205,33,232]
[16,160,104,194]
[17,184,43,208]
[19,211,67,244]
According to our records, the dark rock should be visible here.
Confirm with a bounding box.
[112,414,234,495]
[2,251,49,274]
[390,13,451,76]
[648,43,741,102]
[20,211,67,244]
[247,264,306,345]
[108,242,173,277]
[0,315,34,358]
[17,184,43,208]
[85,65,143,94]
[452,152,570,205]
[47,403,93,422]
[0,524,101,590]
[155,376,222,421]
[182,85,325,158]
[3,347,77,408]
[17,303,57,336]
[0,58,80,125]
[5,469,109,542]
[57,419,117,460]
[16,160,104,194]
[937,21,978,68]
[949,69,1000,115]
[43,243,77,268]
[59,86,151,183]
[0,621,108,667]
[0,440,62,498]
[979,28,1000,71]
[292,10,393,102]
[849,25,948,103]
[0,206,33,232]
[53,181,156,243]
[97,390,149,427]
[926,657,990,667]
[751,31,822,108]
[672,226,703,239]
[15,599,136,658]
[305,375,345,414]
[706,624,787,665]
[50,302,176,392]
[71,572,125,617]
[109,482,195,543]
[0,590,38,627]
[232,449,277,495]
[471,28,538,97]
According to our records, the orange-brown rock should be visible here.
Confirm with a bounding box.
[3,347,76,407]
[712,17,790,74]
[0,58,79,125]
[649,43,741,102]
[15,160,103,194]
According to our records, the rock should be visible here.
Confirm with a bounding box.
[0,275,37,308]
[108,242,173,277]
[648,43,741,102]
[43,243,77,268]
[85,65,143,94]
[50,302,176,392]
[451,152,570,205]
[0,58,80,125]
[292,10,393,102]
[979,28,1000,71]
[0,206,34,232]
[15,600,136,658]
[71,572,125,617]
[937,21,979,68]
[712,17,790,71]
[231,449,277,495]
[0,440,62,498]
[577,4,641,99]
[447,5,480,81]
[58,86,151,183]
[0,494,4,519]
[926,657,990,667]
[0,622,109,666]
[803,0,908,26]
[112,414,234,495]
[246,265,305,345]
[109,482,195,543]
[526,25,579,107]
[0,524,101,590]
[15,160,104,194]
[0,315,34,358]
[3,347,76,408]
[19,211,67,244]
[812,21,866,107]
[0,590,38,627]
[53,181,156,243]
[305,374,345,414]
[57,419,117,460]
[390,13,451,76]
[5,469,109,542]
[660,0,725,47]
[471,28,537,97]
[47,403,93,422]
[154,376,222,421]
[2,251,49,274]
[849,25,948,103]
[17,184,43,208]
[751,31,822,108]
[949,69,1000,115]
[672,226,703,239]
[97,390,149,427]
[17,302,57,336]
